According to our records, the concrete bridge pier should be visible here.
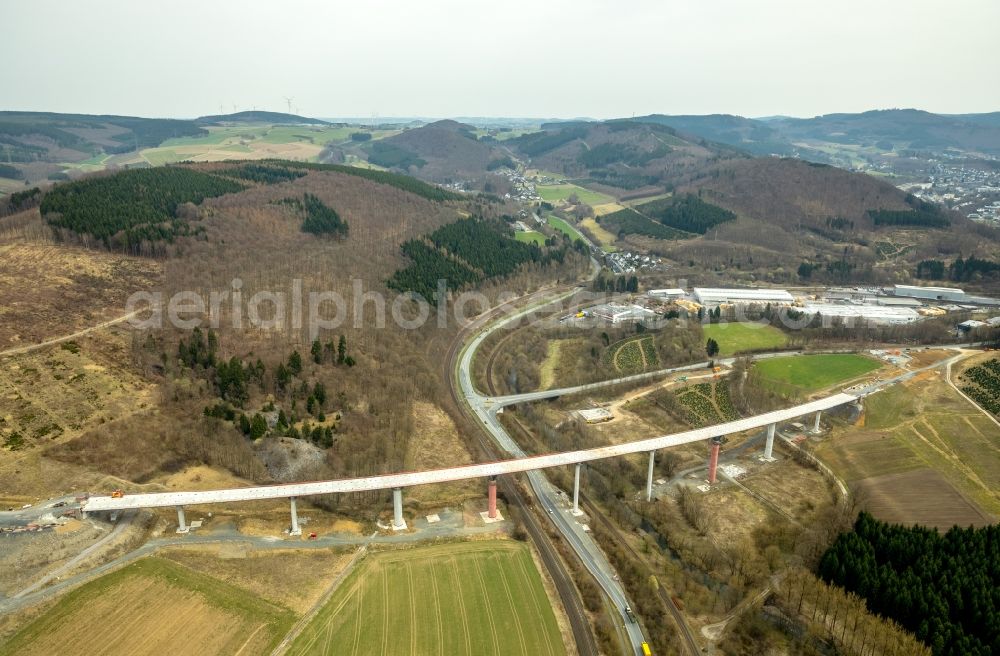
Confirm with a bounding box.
[813,411,823,433]
[646,451,656,502]
[289,497,301,536]
[487,477,498,519]
[708,437,722,484]
[175,506,188,534]
[391,487,407,531]
[763,423,777,461]
[572,463,582,515]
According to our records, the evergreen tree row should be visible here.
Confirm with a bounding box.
[278,160,462,201]
[220,162,306,184]
[592,272,638,293]
[869,208,949,228]
[916,256,1000,282]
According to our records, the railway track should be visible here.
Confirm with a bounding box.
[580,493,702,656]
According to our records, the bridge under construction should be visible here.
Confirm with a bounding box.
[83,392,857,533]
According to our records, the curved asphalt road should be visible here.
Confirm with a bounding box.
[456,290,650,652]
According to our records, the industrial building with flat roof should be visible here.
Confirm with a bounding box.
[801,303,919,324]
[587,303,658,324]
[893,284,967,302]
[647,288,686,299]
[693,287,794,306]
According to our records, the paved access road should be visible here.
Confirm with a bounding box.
[455,290,652,652]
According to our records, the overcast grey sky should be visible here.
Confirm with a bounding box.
[2,0,997,119]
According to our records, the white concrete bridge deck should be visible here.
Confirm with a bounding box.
[83,393,855,513]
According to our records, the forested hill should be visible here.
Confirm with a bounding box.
[365,120,502,181]
[508,119,738,192]
[629,109,1000,158]
[0,111,205,159]
[24,160,466,255]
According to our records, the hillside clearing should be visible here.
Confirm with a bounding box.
[514,230,546,245]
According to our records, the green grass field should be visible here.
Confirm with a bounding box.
[546,216,586,242]
[702,322,788,356]
[287,541,565,656]
[515,230,547,245]
[0,557,296,656]
[754,353,881,393]
[537,183,614,206]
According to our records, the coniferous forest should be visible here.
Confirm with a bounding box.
[388,217,583,302]
[220,162,306,184]
[636,194,737,234]
[280,160,463,202]
[818,512,1000,656]
[300,193,349,238]
[39,167,244,247]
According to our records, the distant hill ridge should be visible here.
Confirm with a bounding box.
[631,108,1000,157]
[194,110,332,125]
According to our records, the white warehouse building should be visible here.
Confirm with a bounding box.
[588,303,658,324]
[647,288,686,299]
[893,284,966,303]
[693,287,794,307]
[800,303,920,325]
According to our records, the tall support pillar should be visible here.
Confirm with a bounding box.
[646,451,656,502]
[487,477,497,519]
[708,437,722,485]
[813,411,822,433]
[572,463,581,514]
[391,487,406,531]
[175,506,188,534]
[289,497,301,536]
[763,423,777,460]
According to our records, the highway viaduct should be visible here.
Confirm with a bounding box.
[83,392,857,533]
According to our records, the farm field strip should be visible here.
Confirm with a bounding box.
[0,558,295,656]
[285,541,564,656]
[817,378,1000,520]
[536,183,614,206]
